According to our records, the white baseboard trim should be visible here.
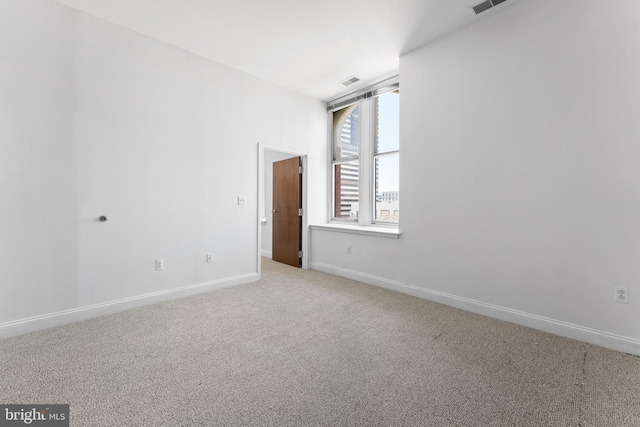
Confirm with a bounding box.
[310,262,640,357]
[261,250,272,258]
[0,273,258,339]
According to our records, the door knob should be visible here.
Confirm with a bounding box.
[272,209,278,214]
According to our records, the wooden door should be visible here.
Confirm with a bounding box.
[272,157,302,267]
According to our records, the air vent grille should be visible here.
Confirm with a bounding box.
[340,76,360,87]
[472,0,508,15]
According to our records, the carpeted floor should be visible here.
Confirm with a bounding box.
[1,258,639,426]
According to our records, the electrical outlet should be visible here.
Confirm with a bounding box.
[614,286,629,304]
[237,196,247,205]
[346,246,351,255]
[206,253,213,263]
[155,259,164,271]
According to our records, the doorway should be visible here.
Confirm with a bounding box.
[257,144,308,277]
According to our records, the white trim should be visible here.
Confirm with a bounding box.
[261,249,272,258]
[326,113,334,223]
[310,223,401,239]
[309,262,640,357]
[0,273,258,339]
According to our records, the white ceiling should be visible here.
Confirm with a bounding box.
[51,0,521,101]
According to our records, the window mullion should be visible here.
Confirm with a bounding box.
[358,99,373,226]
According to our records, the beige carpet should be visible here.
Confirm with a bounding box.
[1,257,639,426]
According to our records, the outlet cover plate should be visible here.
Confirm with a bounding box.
[614,286,629,304]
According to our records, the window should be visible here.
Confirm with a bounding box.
[329,77,399,225]
[333,105,360,219]
[373,91,399,223]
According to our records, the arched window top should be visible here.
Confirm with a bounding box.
[333,104,359,161]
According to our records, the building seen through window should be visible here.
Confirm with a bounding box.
[333,105,360,219]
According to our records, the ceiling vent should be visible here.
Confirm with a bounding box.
[471,0,508,15]
[340,76,360,87]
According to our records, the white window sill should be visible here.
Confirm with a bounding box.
[310,223,401,239]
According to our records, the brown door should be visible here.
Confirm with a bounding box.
[272,156,302,267]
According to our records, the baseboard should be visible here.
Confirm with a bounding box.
[0,273,258,339]
[310,262,640,357]
[261,250,272,258]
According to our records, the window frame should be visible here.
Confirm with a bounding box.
[331,103,361,221]
[327,76,399,228]
[371,91,400,224]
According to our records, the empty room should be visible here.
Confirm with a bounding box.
[1,0,639,425]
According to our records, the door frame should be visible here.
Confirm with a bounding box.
[257,143,309,278]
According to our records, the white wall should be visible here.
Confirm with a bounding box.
[0,0,326,336]
[311,0,640,355]
[0,0,78,323]
[261,151,297,258]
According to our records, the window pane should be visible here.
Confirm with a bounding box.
[333,105,359,160]
[334,160,359,220]
[374,153,399,223]
[374,91,399,154]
